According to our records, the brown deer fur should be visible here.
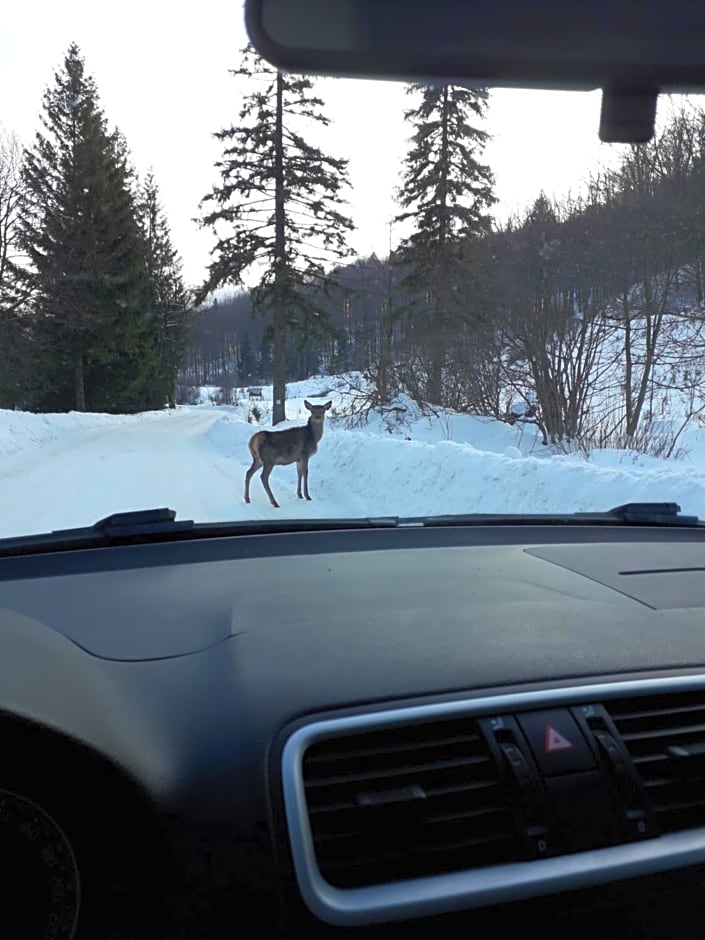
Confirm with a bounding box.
[244,400,332,508]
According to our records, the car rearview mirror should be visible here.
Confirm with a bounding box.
[244,0,705,143]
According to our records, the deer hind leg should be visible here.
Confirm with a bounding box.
[296,459,304,499]
[244,456,262,503]
[260,463,280,508]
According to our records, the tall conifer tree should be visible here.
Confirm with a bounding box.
[198,45,353,423]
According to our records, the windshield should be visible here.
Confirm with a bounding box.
[1,1,705,538]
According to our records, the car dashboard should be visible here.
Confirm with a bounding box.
[2,521,705,938]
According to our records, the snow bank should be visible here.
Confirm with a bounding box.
[0,407,182,460]
[205,389,705,519]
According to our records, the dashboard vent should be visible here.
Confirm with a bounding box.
[301,716,521,888]
[608,691,705,833]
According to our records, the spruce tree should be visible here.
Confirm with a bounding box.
[198,45,353,423]
[394,83,495,404]
[20,44,149,412]
[139,171,190,408]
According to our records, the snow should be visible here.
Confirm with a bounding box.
[0,375,704,539]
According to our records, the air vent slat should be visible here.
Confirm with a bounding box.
[309,777,500,816]
[651,794,705,813]
[620,722,705,745]
[608,690,705,837]
[316,829,519,886]
[313,804,509,846]
[424,804,508,825]
[301,716,521,887]
[318,828,516,864]
[304,731,484,762]
[305,752,492,789]
[643,773,705,789]
[608,701,705,722]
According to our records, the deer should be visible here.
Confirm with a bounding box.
[244,400,332,508]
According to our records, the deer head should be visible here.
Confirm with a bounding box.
[304,399,332,425]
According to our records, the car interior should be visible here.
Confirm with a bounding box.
[4,2,705,938]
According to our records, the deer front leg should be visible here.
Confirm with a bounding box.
[296,458,304,499]
[260,464,280,508]
[302,455,311,500]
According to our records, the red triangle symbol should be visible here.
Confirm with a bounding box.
[544,724,574,752]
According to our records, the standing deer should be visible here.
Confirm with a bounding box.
[244,400,332,508]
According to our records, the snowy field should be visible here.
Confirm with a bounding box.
[0,373,705,538]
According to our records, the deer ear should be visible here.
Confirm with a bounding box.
[324,401,332,410]
[304,400,312,411]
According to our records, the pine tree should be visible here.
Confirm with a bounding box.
[20,44,150,413]
[139,171,190,408]
[198,45,354,423]
[394,83,496,404]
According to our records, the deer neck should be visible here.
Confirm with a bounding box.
[307,417,324,446]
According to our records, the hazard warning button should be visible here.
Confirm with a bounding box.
[517,709,595,776]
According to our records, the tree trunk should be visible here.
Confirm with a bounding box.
[377,308,396,404]
[74,352,86,411]
[625,274,667,440]
[428,306,444,405]
[623,294,634,436]
[428,87,451,406]
[271,70,287,426]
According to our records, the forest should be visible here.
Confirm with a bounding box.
[3,41,705,457]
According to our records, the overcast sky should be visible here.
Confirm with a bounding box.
[3,0,639,289]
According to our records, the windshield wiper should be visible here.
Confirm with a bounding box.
[0,508,195,556]
[576,502,701,525]
[0,508,401,558]
[0,502,699,559]
[417,502,702,527]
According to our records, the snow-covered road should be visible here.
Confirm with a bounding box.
[0,405,370,537]
[0,409,237,535]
